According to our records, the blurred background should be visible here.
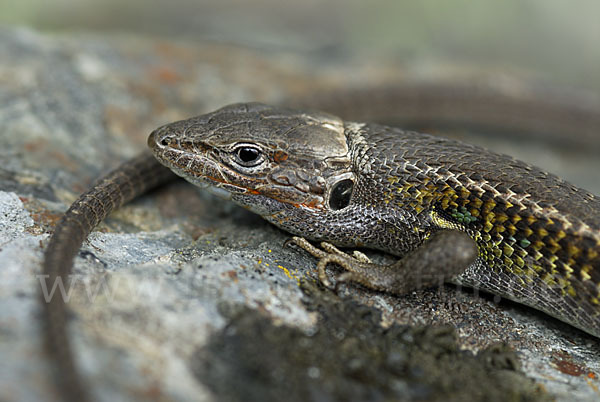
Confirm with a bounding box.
[1,0,599,90]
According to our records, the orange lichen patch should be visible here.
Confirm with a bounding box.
[24,140,46,152]
[149,66,182,84]
[19,197,62,232]
[48,150,81,173]
[225,270,239,282]
[554,359,586,376]
[29,210,62,231]
[551,353,592,377]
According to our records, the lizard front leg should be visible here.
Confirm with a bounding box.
[291,231,478,294]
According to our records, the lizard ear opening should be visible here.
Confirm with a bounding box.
[329,178,353,210]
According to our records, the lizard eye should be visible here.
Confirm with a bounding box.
[233,145,264,168]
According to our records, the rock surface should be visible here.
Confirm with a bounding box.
[0,26,599,401]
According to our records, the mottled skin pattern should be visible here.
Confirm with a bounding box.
[149,102,600,338]
[353,123,600,337]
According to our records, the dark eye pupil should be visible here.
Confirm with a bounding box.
[238,147,259,163]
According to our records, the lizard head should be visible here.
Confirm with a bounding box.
[148,102,357,221]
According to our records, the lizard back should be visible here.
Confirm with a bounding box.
[353,123,600,335]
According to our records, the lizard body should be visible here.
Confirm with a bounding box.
[149,102,600,339]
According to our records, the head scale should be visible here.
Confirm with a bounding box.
[148,102,355,218]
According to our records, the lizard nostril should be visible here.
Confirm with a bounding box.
[148,130,171,149]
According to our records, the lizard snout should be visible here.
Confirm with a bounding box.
[148,128,173,152]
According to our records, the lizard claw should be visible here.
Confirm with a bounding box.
[289,236,370,291]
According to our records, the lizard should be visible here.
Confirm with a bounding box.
[40,89,600,402]
[148,102,600,341]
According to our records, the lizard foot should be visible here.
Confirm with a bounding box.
[289,231,478,295]
[289,236,387,291]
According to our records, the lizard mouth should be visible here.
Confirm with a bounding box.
[148,128,326,210]
[148,128,254,195]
